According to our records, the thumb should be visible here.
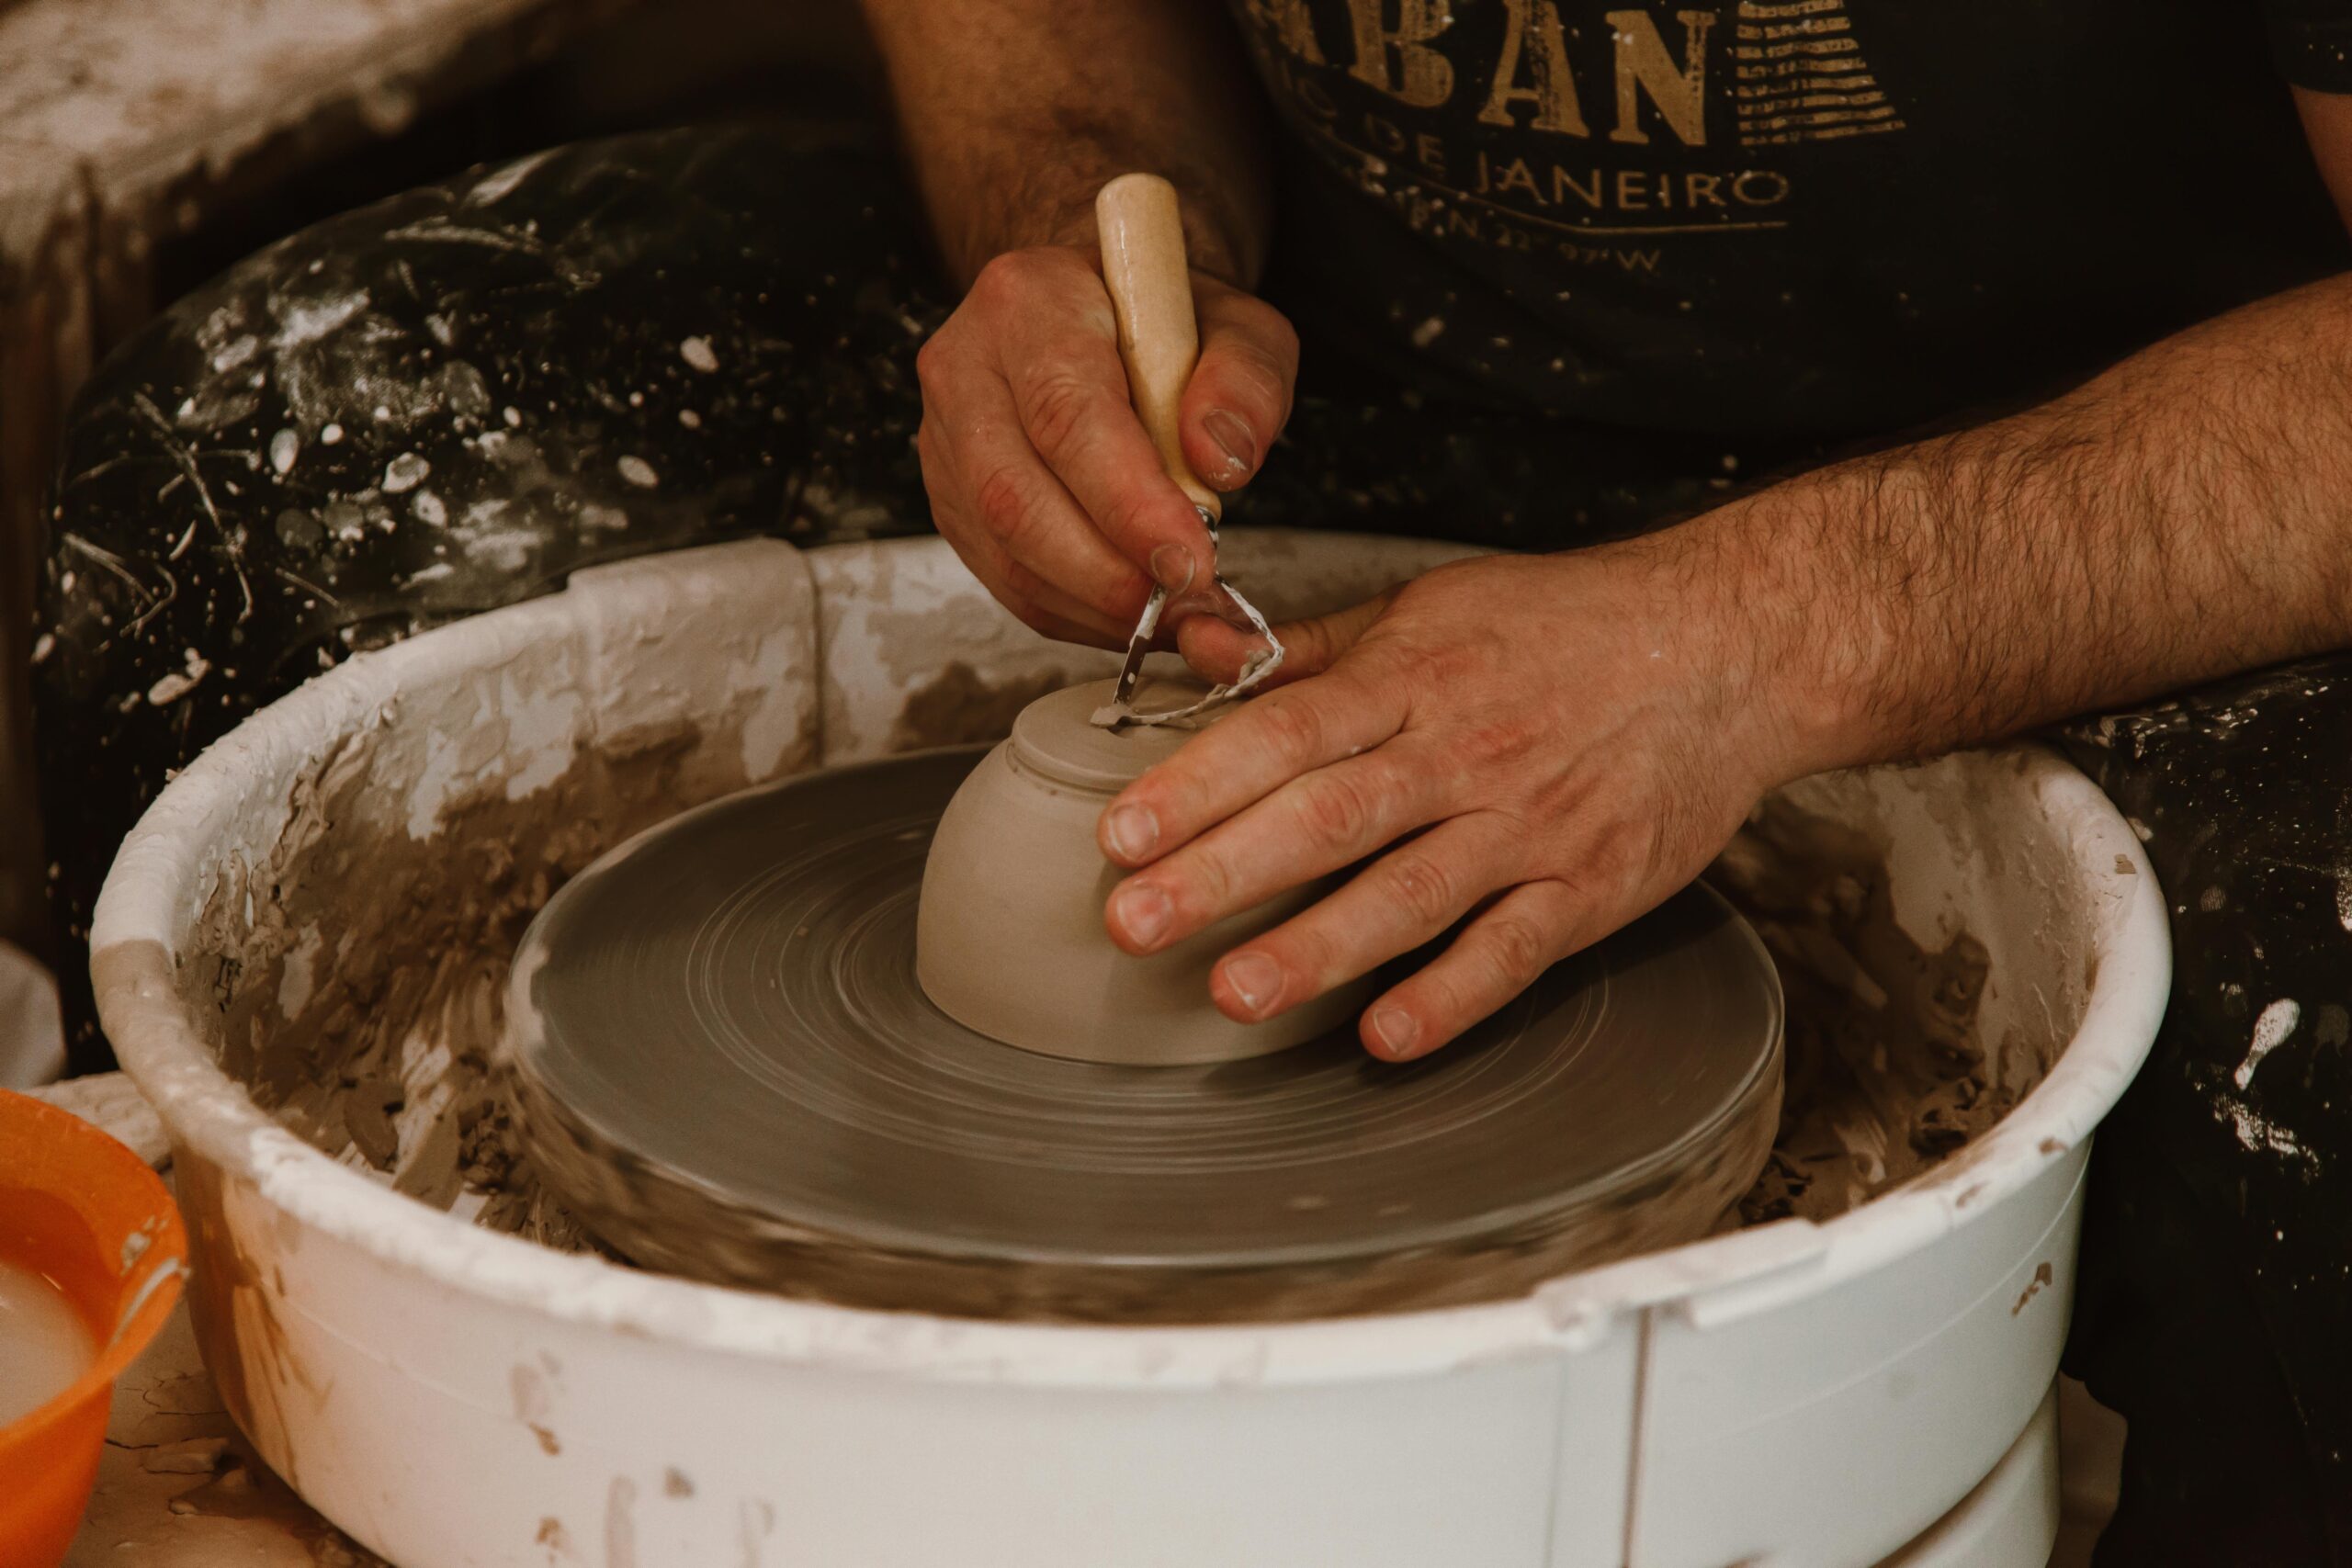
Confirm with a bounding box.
[1174,588,1397,688]
[1178,279,1298,494]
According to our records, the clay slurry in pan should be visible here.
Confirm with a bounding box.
[502,750,1787,1322]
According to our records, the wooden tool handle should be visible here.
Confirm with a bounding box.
[1094,174,1222,522]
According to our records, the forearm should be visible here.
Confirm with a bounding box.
[860,0,1272,288]
[1710,274,2352,778]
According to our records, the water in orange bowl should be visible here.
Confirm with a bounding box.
[0,1089,187,1568]
[0,1258,97,1425]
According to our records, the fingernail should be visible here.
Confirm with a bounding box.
[1203,410,1257,486]
[1113,884,1171,948]
[1223,953,1284,1019]
[1103,804,1159,862]
[1149,544,1197,593]
[1370,1007,1419,1059]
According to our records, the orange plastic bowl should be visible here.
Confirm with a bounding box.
[0,1088,187,1568]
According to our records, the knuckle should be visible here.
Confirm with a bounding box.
[1019,368,1107,463]
[969,251,1034,306]
[1575,812,1652,891]
[1386,573,1464,636]
[1382,849,1461,930]
[1482,913,1552,987]
[1423,637,1480,683]
[913,333,950,389]
[1256,694,1329,772]
[1214,292,1299,352]
[1288,616,1343,673]
[1216,345,1291,422]
[1295,771,1377,854]
[1599,825,1653,886]
[971,465,1036,546]
[1462,714,1536,769]
[1088,484,1160,547]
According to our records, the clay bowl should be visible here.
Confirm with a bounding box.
[916,673,1374,1064]
[0,1089,187,1568]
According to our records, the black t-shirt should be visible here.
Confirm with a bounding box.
[1226,0,2352,444]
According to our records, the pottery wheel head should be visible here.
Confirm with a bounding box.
[503,741,1787,1323]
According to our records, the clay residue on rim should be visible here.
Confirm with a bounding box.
[889,660,1068,750]
[1713,795,2035,1225]
[167,694,2043,1318]
[177,705,780,1258]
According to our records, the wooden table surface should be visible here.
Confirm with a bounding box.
[67,1269,380,1567]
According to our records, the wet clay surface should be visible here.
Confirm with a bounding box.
[506,745,1783,1319]
[180,711,774,1264]
[1714,795,2023,1225]
[186,702,2023,1321]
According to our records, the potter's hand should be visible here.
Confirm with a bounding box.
[914,245,1297,645]
[1098,546,1799,1060]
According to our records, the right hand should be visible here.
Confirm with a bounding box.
[913,244,1299,647]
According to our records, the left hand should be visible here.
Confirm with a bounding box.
[1095,542,1805,1061]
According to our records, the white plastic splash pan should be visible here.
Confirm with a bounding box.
[92,533,2167,1567]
